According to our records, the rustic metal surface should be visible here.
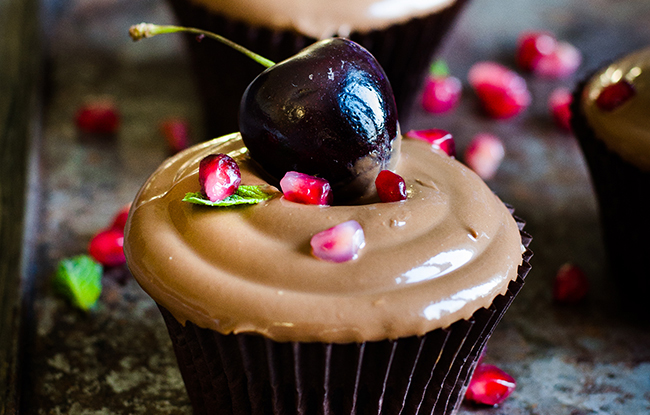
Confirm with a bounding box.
[13,0,650,413]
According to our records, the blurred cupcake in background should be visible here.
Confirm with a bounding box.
[570,46,650,312]
[167,0,470,136]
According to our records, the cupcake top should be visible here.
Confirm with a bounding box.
[580,46,650,170]
[124,132,523,343]
[187,0,456,38]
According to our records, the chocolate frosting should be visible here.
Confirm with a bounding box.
[186,0,456,38]
[581,46,650,171]
[124,133,523,343]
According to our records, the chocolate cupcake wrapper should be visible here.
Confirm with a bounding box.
[167,0,469,137]
[158,214,531,415]
[570,83,650,300]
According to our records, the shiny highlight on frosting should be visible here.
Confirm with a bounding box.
[124,133,523,343]
[581,46,650,170]
[187,0,456,38]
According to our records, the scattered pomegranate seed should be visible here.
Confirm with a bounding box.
[160,118,190,153]
[311,220,366,263]
[464,133,505,180]
[468,62,531,119]
[595,80,636,112]
[375,170,407,202]
[198,154,242,202]
[516,31,557,72]
[421,61,462,114]
[517,32,581,78]
[404,129,456,157]
[553,263,589,303]
[465,364,516,406]
[88,228,125,267]
[280,171,333,205]
[548,87,573,131]
[75,100,120,134]
[110,204,131,232]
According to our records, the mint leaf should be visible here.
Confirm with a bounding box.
[183,185,275,207]
[429,60,449,78]
[53,255,102,311]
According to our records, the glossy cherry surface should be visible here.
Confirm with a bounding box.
[239,38,399,203]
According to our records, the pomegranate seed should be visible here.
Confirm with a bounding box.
[553,263,589,303]
[160,118,190,153]
[110,204,131,232]
[595,80,636,112]
[280,171,333,205]
[516,31,557,72]
[548,87,573,131]
[375,170,407,202]
[75,100,120,134]
[534,41,582,79]
[404,129,456,157]
[468,62,531,119]
[311,220,365,263]
[464,133,505,180]
[199,154,242,202]
[465,364,516,406]
[517,32,581,78]
[88,228,125,267]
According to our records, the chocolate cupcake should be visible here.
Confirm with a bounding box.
[166,0,469,137]
[124,132,532,414]
[570,46,650,309]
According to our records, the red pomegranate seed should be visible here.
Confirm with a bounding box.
[75,100,120,134]
[465,364,516,406]
[464,133,505,180]
[110,204,131,232]
[280,171,333,205]
[534,41,582,79]
[405,129,456,157]
[516,31,557,72]
[517,32,581,78]
[468,62,531,119]
[553,263,589,303]
[160,118,190,153]
[199,154,242,202]
[88,228,125,267]
[595,80,636,112]
[311,220,366,263]
[375,170,407,202]
[548,87,573,131]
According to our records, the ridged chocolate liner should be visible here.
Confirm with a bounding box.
[571,81,650,306]
[167,0,469,137]
[157,211,532,415]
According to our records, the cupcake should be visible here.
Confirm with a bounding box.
[124,36,532,414]
[571,46,650,308]
[166,0,470,137]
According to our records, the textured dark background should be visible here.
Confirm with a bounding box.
[2,0,650,413]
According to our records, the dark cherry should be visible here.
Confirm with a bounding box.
[239,38,399,203]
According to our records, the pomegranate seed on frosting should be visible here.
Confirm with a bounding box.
[405,129,456,157]
[375,170,407,202]
[311,220,365,263]
[280,171,333,206]
[199,153,242,202]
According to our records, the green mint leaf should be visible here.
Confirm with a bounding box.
[429,60,449,78]
[183,185,275,207]
[53,255,103,311]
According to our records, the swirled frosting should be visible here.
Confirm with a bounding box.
[124,133,523,343]
[581,46,650,170]
[187,0,456,38]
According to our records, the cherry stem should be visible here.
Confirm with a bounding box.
[129,23,275,68]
